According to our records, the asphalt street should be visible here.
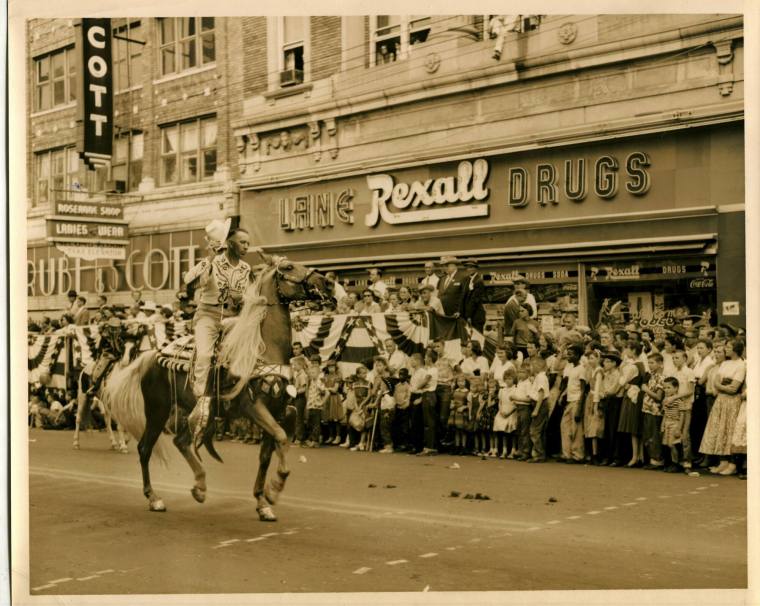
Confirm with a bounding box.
[25,429,747,595]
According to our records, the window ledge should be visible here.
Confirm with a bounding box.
[115,85,144,95]
[152,64,217,86]
[263,82,314,102]
[30,102,77,119]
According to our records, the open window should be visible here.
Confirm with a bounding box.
[371,16,431,66]
[280,17,305,87]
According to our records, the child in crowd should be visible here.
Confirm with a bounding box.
[495,370,518,458]
[467,376,484,455]
[512,365,534,460]
[560,344,586,463]
[484,375,499,457]
[617,341,646,467]
[377,372,397,454]
[392,368,411,451]
[408,353,429,455]
[528,358,550,463]
[452,374,470,454]
[305,363,328,448]
[292,357,309,444]
[583,351,605,464]
[661,377,684,472]
[340,374,356,448]
[641,352,665,469]
[598,352,622,466]
[670,348,696,469]
[350,365,372,451]
[323,360,343,445]
[512,305,538,359]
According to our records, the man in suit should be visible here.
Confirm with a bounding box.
[437,256,465,317]
[461,259,486,332]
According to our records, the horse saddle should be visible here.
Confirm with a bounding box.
[156,317,239,374]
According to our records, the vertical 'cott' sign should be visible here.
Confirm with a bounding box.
[79,18,113,170]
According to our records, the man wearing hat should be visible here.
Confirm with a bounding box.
[461,259,486,332]
[412,283,444,315]
[438,256,465,317]
[86,314,125,396]
[419,261,440,293]
[183,218,259,442]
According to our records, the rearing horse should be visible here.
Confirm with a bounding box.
[103,258,328,521]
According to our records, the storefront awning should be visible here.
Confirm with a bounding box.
[310,233,718,271]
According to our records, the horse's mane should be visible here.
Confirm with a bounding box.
[218,267,273,399]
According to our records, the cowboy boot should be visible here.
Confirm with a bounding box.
[188,396,212,446]
[214,416,225,441]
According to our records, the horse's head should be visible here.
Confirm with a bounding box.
[273,258,330,304]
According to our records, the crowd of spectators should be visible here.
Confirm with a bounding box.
[27,258,748,480]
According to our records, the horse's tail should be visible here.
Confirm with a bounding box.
[103,351,170,466]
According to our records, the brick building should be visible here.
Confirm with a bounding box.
[26,15,746,329]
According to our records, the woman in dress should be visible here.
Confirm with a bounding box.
[700,339,746,476]
[616,341,646,467]
[583,351,605,464]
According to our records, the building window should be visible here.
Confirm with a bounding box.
[35,147,79,206]
[34,47,76,111]
[280,17,305,87]
[112,131,144,191]
[160,117,217,185]
[371,16,430,66]
[158,17,215,76]
[113,21,143,91]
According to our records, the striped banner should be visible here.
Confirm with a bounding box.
[29,313,496,384]
[292,312,496,377]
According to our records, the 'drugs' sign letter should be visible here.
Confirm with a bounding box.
[79,18,113,170]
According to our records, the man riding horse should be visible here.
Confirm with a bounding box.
[184,218,275,445]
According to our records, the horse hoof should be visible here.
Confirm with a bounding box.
[111,443,119,451]
[191,487,207,503]
[72,442,80,450]
[149,499,167,512]
[257,506,277,522]
[264,487,279,506]
[119,446,129,454]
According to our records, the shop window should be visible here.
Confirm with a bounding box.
[371,15,431,66]
[34,47,76,112]
[280,17,305,87]
[34,147,79,206]
[113,21,143,91]
[158,17,215,76]
[160,117,216,185]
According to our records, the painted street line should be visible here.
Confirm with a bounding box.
[636,497,647,501]
[526,527,541,531]
[353,567,372,575]
[76,575,99,581]
[566,515,581,520]
[697,487,708,490]
[245,537,266,542]
[546,520,561,525]
[260,532,279,537]
[95,569,114,575]
[32,585,57,591]
[445,547,457,551]
[586,511,601,515]
[604,506,618,510]
[48,577,73,584]
[220,539,240,544]
[281,530,298,535]
[419,553,438,558]
[623,502,638,506]
[386,559,409,566]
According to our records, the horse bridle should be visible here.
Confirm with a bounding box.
[272,263,327,304]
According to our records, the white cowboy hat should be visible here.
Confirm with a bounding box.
[205,218,232,247]
[440,255,458,265]
[141,301,158,312]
